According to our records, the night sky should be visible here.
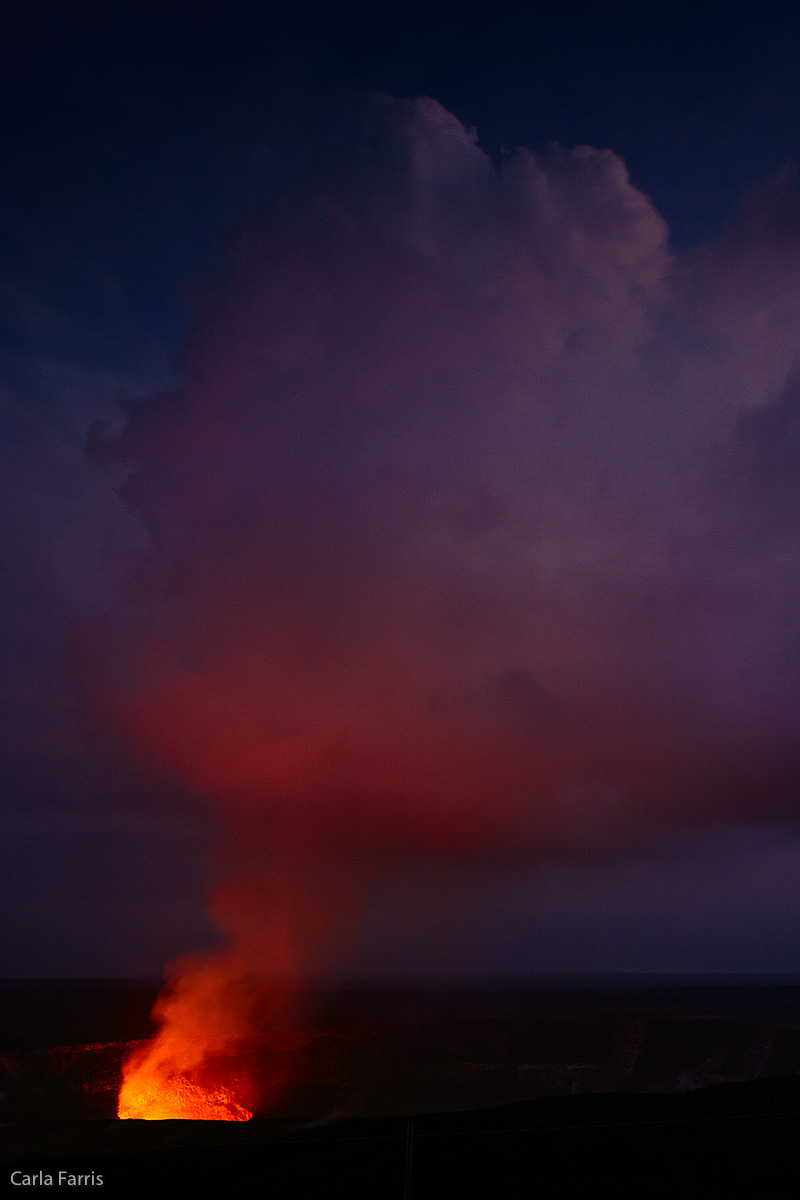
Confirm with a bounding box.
[5,0,800,980]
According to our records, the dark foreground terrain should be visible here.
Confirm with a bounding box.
[2,977,800,1198]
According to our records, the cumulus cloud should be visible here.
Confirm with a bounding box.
[88,99,800,860]
[82,101,800,1097]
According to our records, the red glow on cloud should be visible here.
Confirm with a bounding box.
[85,97,800,1117]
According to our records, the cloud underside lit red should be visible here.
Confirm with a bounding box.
[88,97,800,1116]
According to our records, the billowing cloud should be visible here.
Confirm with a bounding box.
[88,98,800,851]
[84,97,800,1111]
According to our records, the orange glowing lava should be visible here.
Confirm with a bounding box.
[117,1070,251,1120]
[115,959,270,1120]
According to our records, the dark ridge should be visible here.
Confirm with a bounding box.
[0,985,161,1050]
[3,977,800,1052]
[4,1076,800,1199]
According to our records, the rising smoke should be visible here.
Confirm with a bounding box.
[86,97,800,1111]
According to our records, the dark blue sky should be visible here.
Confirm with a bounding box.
[5,0,800,377]
[4,0,800,979]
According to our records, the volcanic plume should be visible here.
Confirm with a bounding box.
[83,97,800,1117]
